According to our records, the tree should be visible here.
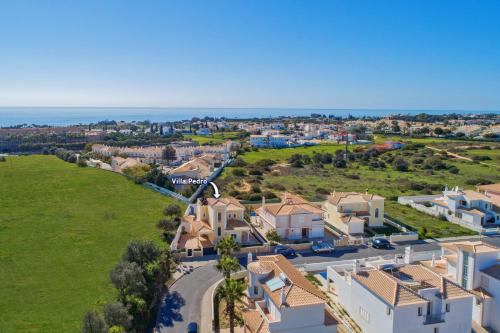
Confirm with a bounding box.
[265,230,281,244]
[163,204,181,217]
[162,146,176,161]
[218,279,246,333]
[216,256,240,280]
[108,326,126,333]
[122,240,162,268]
[125,295,148,332]
[215,236,240,256]
[392,158,409,172]
[103,302,132,330]
[81,310,107,333]
[110,261,147,302]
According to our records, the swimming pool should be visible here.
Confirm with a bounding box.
[319,271,327,279]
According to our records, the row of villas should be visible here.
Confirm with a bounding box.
[172,191,386,256]
[326,240,500,333]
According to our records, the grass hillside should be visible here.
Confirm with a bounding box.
[0,155,181,332]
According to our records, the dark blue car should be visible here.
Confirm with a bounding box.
[274,245,296,257]
[372,238,391,249]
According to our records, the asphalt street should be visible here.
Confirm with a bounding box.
[156,236,500,333]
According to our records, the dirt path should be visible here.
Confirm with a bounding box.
[426,146,499,168]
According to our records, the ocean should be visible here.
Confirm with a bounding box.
[0,107,497,127]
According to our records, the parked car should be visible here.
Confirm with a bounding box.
[372,238,391,249]
[311,241,334,253]
[274,245,296,257]
[187,322,198,333]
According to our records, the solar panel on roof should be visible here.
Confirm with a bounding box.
[266,277,285,291]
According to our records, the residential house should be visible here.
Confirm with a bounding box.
[323,191,384,236]
[255,194,325,241]
[432,186,500,227]
[422,241,500,332]
[250,134,292,148]
[168,154,215,187]
[244,254,337,333]
[172,197,254,257]
[91,144,164,164]
[328,260,473,333]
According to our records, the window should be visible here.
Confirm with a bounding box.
[480,276,489,288]
[358,307,370,323]
[217,227,221,236]
[434,328,439,333]
[386,307,391,315]
[445,303,450,312]
[218,212,222,222]
[253,286,259,294]
[418,307,423,316]
[462,252,469,287]
[231,234,237,239]
[375,208,379,218]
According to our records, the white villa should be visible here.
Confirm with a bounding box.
[250,134,292,148]
[255,194,325,241]
[323,191,385,236]
[244,254,337,333]
[432,186,500,227]
[422,241,500,332]
[328,257,473,333]
[171,197,255,257]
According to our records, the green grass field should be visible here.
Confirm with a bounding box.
[222,143,500,238]
[240,143,348,164]
[0,156,181,332]
[183,131,241,145]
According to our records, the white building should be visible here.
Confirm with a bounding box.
[91,144,164,164]
[425,241,500,332]
[432,186,500,227]
[328,257,473,333]
[244,254,337,333]
[250,135,292,148]
[255,194,325,241]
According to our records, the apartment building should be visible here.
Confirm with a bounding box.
[255,194,325,241]
[91,144,164,164]
[328,260,473,333]
[172,197,254,257]
[244,254,337,333]
[172,141,231,162]
[424,241,500,332]
[249,134,292,148]
[323,191,384,235]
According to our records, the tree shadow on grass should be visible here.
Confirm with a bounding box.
[157,290,186,328]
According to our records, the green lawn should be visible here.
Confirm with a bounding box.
[183,131,241,145]
[240,143,349,164]
[0,156,182,332]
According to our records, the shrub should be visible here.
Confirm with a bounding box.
[266,230,281,243]
[231,168,246,177]
[392,158,409,172]
[465,178,493,185]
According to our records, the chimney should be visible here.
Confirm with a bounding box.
[431,253,436,267]
[281,287,287,306]
[262,196,266,207]
[247,252,253,264]
[353,259,360,274]
[404,246,414,264]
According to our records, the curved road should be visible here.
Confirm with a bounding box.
[156,264,222,333]
[156,236,500,332]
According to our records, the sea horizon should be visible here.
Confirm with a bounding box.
[0,106,498,127]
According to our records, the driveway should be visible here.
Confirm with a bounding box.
[156,264,222,333]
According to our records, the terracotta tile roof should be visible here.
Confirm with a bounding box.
[481,264,500,280]
[177,234,213,250]
[225,218,250,230]
[477,183,500,194]
[462,190,491,202]
[352,269,427,306]
[243,310,270,333]
[257,194,323,216]
[206,196,245,210]
[340,215,365,225]
[432,198,449,208]
[257,255,325,307]
[352,264,471,306]
[328,191,384,205]
[441,241,499,254]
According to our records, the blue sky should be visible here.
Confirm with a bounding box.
[0,0,499,110]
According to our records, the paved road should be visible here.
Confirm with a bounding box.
[156,264,222,333]
[156,236,500,332]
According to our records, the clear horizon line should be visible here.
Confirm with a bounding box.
[0,105,499,113]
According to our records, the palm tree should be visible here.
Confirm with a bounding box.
[218,279,245,333]
[215,236,240,256]
[216,255,240,280]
